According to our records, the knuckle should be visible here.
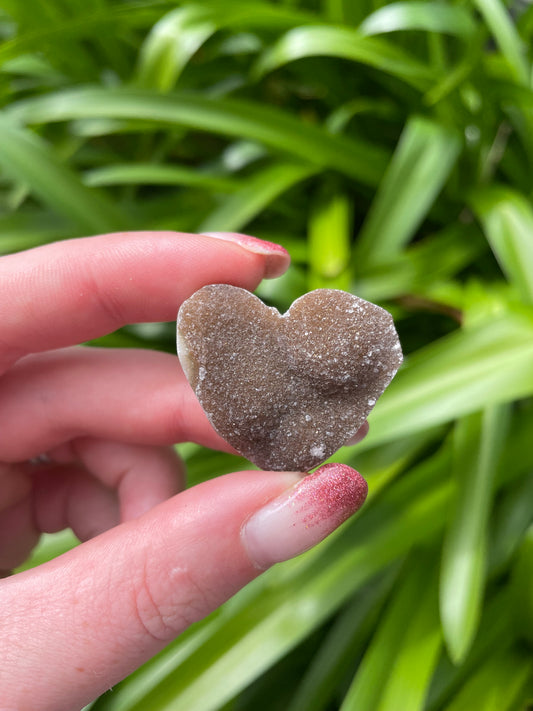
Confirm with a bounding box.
[132,559,211,643]
[84,263,125,328]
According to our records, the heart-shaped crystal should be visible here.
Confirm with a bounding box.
[177,285,402,471]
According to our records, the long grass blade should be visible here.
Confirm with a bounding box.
[198,161,316,233]
[361,313,533,451]
[489,472,533,575]
[7,87,389,186]
[355,116,461,269]
[474,0,529,84]
[308,180,352,290]
[340,551,440,711]
[253,25,437,90]
[84,164,241,193]
[136,6,217,91]
[358,1,477,39]
[439,404,509,664]
[377,580,442,711]
[0,1,165,65]
[356,224,484,302]
[442,647,533,711]
[14,530,79,572]
[135,1,321,91]
[287,568,399,711]
[0,115,127,233]
[425,588,516,711]
[0,211,72,254]
[510,525,533,648]
[470,184,533,305]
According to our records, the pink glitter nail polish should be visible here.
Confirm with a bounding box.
[242,463,368,569]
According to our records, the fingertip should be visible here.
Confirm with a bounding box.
[242,463,368,569]
[0,231,291,364]
[200,232,291,279]
[345,420,369,447]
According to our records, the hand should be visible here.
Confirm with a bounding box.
[0,231,368,711]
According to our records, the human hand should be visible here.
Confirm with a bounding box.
[0,231,368,711]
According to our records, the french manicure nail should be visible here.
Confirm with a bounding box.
[200,232,290,278]
[242,464,368,569]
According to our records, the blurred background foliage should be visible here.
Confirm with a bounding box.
[2,0,533,708]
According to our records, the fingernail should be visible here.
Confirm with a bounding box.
[242,464,368,569]
[200,232,290,279]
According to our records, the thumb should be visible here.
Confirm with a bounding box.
[0,464,367,711]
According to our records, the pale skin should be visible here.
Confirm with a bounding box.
[0,231,368,711]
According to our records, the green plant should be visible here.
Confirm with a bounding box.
[2,0,533,708]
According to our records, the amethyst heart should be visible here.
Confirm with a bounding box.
[177,285,402,471]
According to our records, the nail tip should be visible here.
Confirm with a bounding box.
[242,462,368,569]
[200,231,289,255]
[200,232,290,278]
[312,462,368,509]
[263,255,291,279]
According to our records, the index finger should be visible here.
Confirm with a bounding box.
[0,231,289,372]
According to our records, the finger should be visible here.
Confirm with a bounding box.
[0,231,290,372]
[345,421,369,446]
[0,439,182,569]
[51,438,185,521]
[0,347,230,462]
[0,465,120,570]
[0,464,367,711]
[0,463,31,511]
[31,465,120,543]
[0,347,366,463]
[0,498,39,570]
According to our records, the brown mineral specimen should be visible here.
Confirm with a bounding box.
[177,285,402,471]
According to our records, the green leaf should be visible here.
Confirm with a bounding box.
[326,97,400,135]
[470,185,533,305]
[439,404,509,664]
[287,568,399,711]
[135,2,320,91]
[136,6,217,91]
[377,566,442,711]
[356,224,484,303]
[358,1,477,39]
[474,0,530,85]
[6,87,389,187]
[0,211,72,254]
[442,647,533,711]
[510,525,533,647]
[340,551,441,711]
[198,160,316,232]
[83,163,241,193]
[0,114,127,233]
[253,25,438,90]
[425,588,516,711]
[355,115,461,269]
[361,313,533,451]
[0,1,164,66]
[489,471,533,575]
[307,179,352,290]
